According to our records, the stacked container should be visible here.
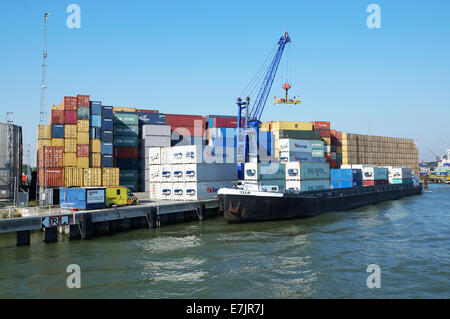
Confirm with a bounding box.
[113,111,139,192]
[330,168,363,189]
[285,162,330,191]
[244,162,286,192]
[165,114,205,147]
[38,146,64,187]
[386,167,413,184]
[342,165,388,186]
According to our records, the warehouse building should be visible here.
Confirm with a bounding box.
[0,121,23,202]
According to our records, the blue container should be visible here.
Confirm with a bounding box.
[138,113,167,126]
[101,105,113,119]
[352,169,363,181]
[102,118,113,131]
[90,115,102,127]
[330,169,341,181]
[101,130,113,143]
[90,101,102,115]
[51,124,65,138]
[115,158,139,170]
[101,154,113,167]
[101,142,113,155]
[353,180,363,187]
[331,180,353,189]
[90,127,101,139]
[59,187,106,210]
[77,107,89,120]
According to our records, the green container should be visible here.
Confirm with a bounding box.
[114,136,139,147]
[119,169,139,180]
[311,140,324,149]
[120,180,138,192]
[312,150,325,158]
[392,179,413,184]
[114,124,139,137]
[113,112,138,126]
[276,130,321,140]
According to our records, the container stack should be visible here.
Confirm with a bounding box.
[285,162,330,191]
[206,115,239,148]
[149,145,236,201]
[312,121,332,166]
[386,167,413,184]
[278,139,326,163]
[38,146,64,187]
[330,168,363,189]
[166,114,206,147]
[244,162,286,192]
[113,111,139,192]
[140,124,171,192]
[342,165,388,186]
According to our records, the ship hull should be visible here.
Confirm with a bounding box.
[219,183,423,222]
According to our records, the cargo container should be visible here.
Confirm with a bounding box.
[63,152,77,167]
[83,168,102,187]
[38,146,63,168]
[279,151,313,162]
[363,180,388,186]
[90,127,101,139]
[90,115,102,127]
[272,130,321,140]
[244,162,285,181]
[101,142,113,155]
[115,158,139,169]
[90,101,102,115]
[391,179,413,184]
[141,136,171,149]
[77,120,89,132]
[101,130,113,143]
[171,136,205,147]
[39,168,64,187]
[59,187,106,210]
[114,112,139,126]
[136,109,159,114]
[270,121,313,131]
[165,114,205,128]
[120,180,138,192]
[171,126,205,137]
[318,129,331,138]
[77,94,90,108]
[64,110,77,124]
[64,167,83,187]
[101,154,114,168]
[90,139,101,153]
[114,147,139,158]
[113,107,136,113]
[362,167,388,180]
[207,115,243,128]
[114,136,139,147]
[62,96,77,110]
[182,163,237,182]
[77,132,89,145]
[142,124,171,136]
[102,168,120,186]
[38,125,52,140]
[101,105,114,118]
[77,107,89,120]
[37,139,51,150]
[51,138,64,147]
[184,181,234,201]
[51,110,65,124]
[51,124,65,138]
[312,121,331,130]
[77,157,89,168]
[138,113,167,126]
[285,162,330,181]
[63,124,76,139]
[149,182,161,200]
[102,118,113,131]
[76,144,89,157]
[90,152,101,167]
[119,169,139,180]
[244,180,286,192]
[113,124,139,136]
[312,150,325,158]
[278,139,312,153]
[286,179,330,192]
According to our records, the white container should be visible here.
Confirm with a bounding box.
[278,139,312,153]
[279,151,313,163]
[362,167,388,180]
[141,136,171,148]
[160,183,173,200]
[142,125,171,137]
[245,179,286,192]
[184,180,234,201]
[286,179,330,192]
[244,162,286,181]
[149,165,162,182]
[391,167,412,180]
[149,183,161,200]
[171,164,185,182]
[184,163,237,182]
[148,147,170,165]
[285,162,330,181]
[172,183,185,201]
[160,164,172,182]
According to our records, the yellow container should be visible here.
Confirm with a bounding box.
[77,120,89,132]
[64,138,77,153]
[37,139,51,150]
[52,104,64,111]
[77,132,89,145]
[90,153,101,167]
[113,106,136,113]
[64,167,83,187]
[64,125,77,139]
[102,168,120,186]
[38,125,52,140]
[51,138,64,147]
[270,121,313,131]
[77,157,89,169]
[83,168,102,187]
[90,139,101,153]
[63,153,77,167]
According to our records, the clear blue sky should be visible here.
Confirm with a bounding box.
[1,0,449,164]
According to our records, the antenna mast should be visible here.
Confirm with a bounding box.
[40,13,49,125]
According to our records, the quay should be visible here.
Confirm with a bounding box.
[0,198,220,247]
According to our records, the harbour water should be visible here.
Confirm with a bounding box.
[0,184,449,298]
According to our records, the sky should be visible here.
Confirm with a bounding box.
[1,0,449,164]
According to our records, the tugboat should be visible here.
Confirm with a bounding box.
[218,177,423,223]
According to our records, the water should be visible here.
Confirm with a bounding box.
[1,184,449,298]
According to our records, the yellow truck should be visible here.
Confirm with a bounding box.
[105,186,139,207]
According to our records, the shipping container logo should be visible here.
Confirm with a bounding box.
[206,187,219,193]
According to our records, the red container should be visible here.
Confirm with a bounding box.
[313,121,331,130]
[77,95,90,108]
[330,160,337,168]
[136,109,159,113]
[172,126,205,137]
[76,144,89,157]
[38,168,63,187]
[64,110,77,124]
[319,129,331,137]
[62,96,77,110]
[165,114,206,128]
[38,146,63,168]
[51,110,65,124]
[114,147,139,158]
[210,116,244,128]
[324,152,332,161]
[336,131,342,140]
[363,180,388,186]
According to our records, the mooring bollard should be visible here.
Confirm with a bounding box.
[81,213,93,240]
[16,230,30,246]
[44,227,57,243]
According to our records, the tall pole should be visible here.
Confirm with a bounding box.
[40,13,49,125]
